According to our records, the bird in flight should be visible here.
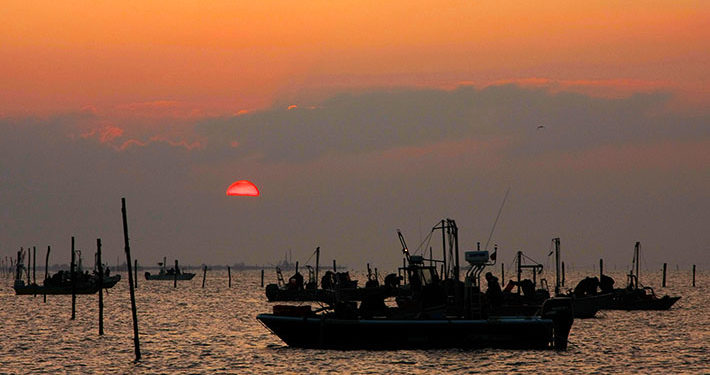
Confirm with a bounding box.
[537,125,545,130]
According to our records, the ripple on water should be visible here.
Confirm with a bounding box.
[0,269,708,373]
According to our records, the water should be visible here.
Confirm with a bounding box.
[1,269,707,373]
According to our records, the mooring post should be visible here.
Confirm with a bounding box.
[97,238,104,336]
[333,260,336,272]
[134,259,138,289]
[692,265,696,287]
[71,236,76,320]
[228,266,231,288]
[501,263,505,285]
[174,260,178,288]
[202,265,207,288]
[260,269,264,287]
[27,247,31,285]
[33,246,36,285]
[121,198,141,361]
[662,263,667,287]
[44,245,50,303]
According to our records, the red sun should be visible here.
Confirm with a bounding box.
[226,180,260,196]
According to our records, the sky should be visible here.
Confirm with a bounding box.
[1,1,708,273]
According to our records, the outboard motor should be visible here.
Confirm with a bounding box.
[541,297,574,350]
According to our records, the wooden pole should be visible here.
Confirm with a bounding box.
[228,266,231,288]
[260,269,264,287]
[134,259,138,289]
[174,260,178,288]
[27,247,31,284]
[202,265,207,288]
[97,238,104,336]
[333,259,336,272]
[122,198,141,361]
[33,246,36,284]
[662,263,667,287]
[501,263,505,285]
[71,236,76,320]
[44,246,50,303]
[692,264,697,286]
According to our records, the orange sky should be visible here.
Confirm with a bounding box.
[2,1,708,117]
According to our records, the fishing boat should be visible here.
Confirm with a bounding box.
[14,273,121,295]
[549,238,614,318]
[605,242,680,310]
[13,250,120,295]
[144,257,195,280]
[258,219,574,350]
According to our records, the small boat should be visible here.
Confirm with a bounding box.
[605,242,680,310]
[258,218,574,350]
[264,247,373,303]
[547,238,615,318]
[144,257,195,280]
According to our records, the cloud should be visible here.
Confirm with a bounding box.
[1,84,708,268]
[195,84,708,165]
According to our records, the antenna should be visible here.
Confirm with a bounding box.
[484,187,511,251]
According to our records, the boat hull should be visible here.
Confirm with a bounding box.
[257,314,560,350]
[570,293,614,318]
[145,272,195,280]
[607,292,680,310]
[13,275,121,295]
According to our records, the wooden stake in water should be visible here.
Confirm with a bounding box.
[662,263,667,287]
[44,245,50,303]
[33,246,36,285]
[97,238,104,336]
[202,265,207,288]
[228,266,231,288]
[134,259,138,289]
[333,260,337,272]
[260,269,264,287]
[27,247,31,285]
[71,236,76,320]
[174,260,178,288]
[692,265,696,287]
[501,263,505,285]
[121,198,141,361]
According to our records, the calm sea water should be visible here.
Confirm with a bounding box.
[0,269,707,374]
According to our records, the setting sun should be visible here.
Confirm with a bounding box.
[226,180,260,196]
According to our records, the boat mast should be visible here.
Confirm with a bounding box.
[441,219,447,279]
[517,250,522,295]
[634,241,640,288]
[315,247,320,288]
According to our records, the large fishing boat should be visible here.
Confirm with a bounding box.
[258,219,574,350]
